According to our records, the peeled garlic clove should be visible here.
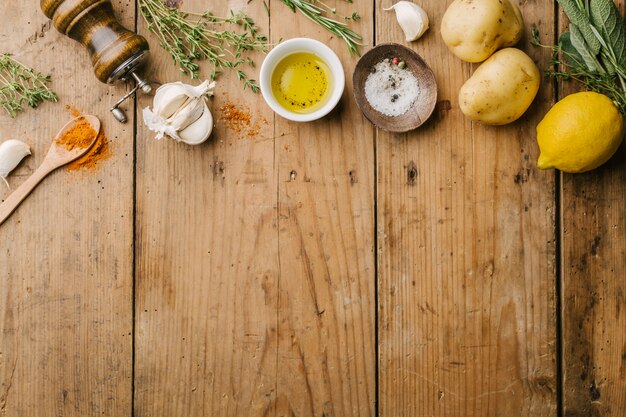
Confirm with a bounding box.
[178,103,214,145]
[384,1,429,42]
[0,139,31,188]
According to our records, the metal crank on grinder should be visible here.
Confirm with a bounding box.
[41,0,153,123]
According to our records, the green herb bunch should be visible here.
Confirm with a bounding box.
[139,0,269,92]
[0,54,57,118]
[532,0,626,114]
[280,0,364,55]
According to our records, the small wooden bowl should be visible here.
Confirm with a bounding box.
[353,44,438,132]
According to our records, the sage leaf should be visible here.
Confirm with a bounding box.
[590,0,626,69]
[570,24,601,72]
[557,0,602,53]
[589,24,618,73]
[559,31,586,69]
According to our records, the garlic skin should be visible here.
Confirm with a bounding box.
[384,1,429,42]
[0,139,31,188]
[143,80,216,145]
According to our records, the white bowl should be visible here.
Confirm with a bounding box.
[260,38,345,122]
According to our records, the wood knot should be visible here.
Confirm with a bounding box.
[436,100,452,120]
[513,169,530,185]
[349,170,357,184]
[589,381,601,401]
[591,235,601,256]
[213,161,225,177]
[290,170,297,181]
[406,161,418,185]
[165,0,183,8]
[28,20,52,44]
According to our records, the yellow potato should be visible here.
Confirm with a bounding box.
[441,0,524,63]
[459,48,540,125]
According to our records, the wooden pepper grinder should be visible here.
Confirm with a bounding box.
[41,0,152,123]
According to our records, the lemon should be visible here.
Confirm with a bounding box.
[536,92,624,173]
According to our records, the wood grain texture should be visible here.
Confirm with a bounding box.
[376,1,557,416]
[134,1,278,416]
[561,1,626,415]
[272,1,376,416]
[0,1,134,416]
[3,1,626,416]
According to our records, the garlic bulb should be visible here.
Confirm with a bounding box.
[384,1,429,42]
[143,80,216,145]
[0,139,31,189]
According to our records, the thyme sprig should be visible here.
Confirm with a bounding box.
[280,0,364,55]
[0,54,57,118]
[531,0,626,114]
[532,28,626,115]
[138,0,268,92]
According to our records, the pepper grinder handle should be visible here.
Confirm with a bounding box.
[41,0,150,84]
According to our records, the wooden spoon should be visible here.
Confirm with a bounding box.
[0,115,101,226]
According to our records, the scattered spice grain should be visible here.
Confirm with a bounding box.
[219,102,268,138]
[66,104,82,118]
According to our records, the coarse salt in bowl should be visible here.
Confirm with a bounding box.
[260,38,345,122]
[352,43,438,132]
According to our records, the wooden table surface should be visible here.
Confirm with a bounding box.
[1,0,625,416]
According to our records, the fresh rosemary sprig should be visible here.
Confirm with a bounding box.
[0,54,57,118]
[280,0,364,55]
[531,0,626,114]
[138,0,269,92]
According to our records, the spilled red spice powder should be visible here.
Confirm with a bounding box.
[64,104,111,171]
[219,102,268,138]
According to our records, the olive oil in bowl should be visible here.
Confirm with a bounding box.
[271,52,332,114]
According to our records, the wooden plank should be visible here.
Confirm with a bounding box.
[561,146,626,417]
[0,1,134,416]
[376,1,557,416]
[561,1,626,415]
[271,2,376,416]
[133,0,278,416]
